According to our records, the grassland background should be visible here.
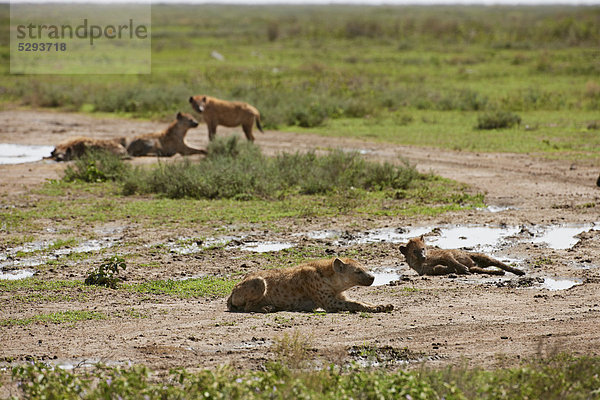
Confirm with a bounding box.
[2,5,600,398]
[1,4,599,156]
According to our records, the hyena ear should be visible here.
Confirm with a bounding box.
[399,246,407,256]
[202,96,207,102]
[188,96,194,103]
[419,235,424,241]
[333,258,346,273]
[177,111,182,118]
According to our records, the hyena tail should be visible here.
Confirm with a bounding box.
[255,116,264,133]
[226,294,237,312]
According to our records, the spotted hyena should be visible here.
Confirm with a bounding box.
[126,112,205,157]
[227,257,394,313]
[400,236,525,276]
[189,95,263,142]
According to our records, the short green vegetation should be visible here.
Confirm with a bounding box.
[64,150,131,183]
[84,256,127,289]
[0,139,482,234]
[6,354,600,399]
[0,310,106,327]
[123,137,421,199]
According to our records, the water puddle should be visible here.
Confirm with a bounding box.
[0,143,54,164]
[238,241,294,253]
[52,358,129,370]
[328,225,519,253]
[531,224,596,250]
[0,269,36,280]
[1,235,120,280]
[54,238,116,256]
[496,276,582,291]
[169,236,239,254]
[371,268,402,286]
[304,223,598,253]
[348,345,437,368]
[8,240,53,255]
[427,226,520,251]
[542,277,582,291]
[299,230,340,240]
[479,205,517,213]
[235,338,272,349]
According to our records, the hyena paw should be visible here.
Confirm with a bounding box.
[375,304,394,312]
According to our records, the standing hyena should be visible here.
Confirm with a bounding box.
[227,257,394,313]
[189,95,264,142]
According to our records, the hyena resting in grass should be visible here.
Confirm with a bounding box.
[126,112,206,157]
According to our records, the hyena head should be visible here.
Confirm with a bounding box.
[189,95,208,113]
[400,236,427,265]
[176,111,199,129]
[333,257,375,287]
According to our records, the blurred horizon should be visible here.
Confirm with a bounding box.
[5,0,600,5]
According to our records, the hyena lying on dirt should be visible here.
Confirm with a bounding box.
[400,236,525,276]
[126,112,206,157]
[47,137,127,161]
[227,257,394,313]
[189,95,263,142]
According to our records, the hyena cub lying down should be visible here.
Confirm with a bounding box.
[227,258,394,313]
[48,137,128,161]
[400,236,525,276]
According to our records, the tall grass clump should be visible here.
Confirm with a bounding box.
[122,137,421,199]
[476,110,522,130]
[63,150,130,183]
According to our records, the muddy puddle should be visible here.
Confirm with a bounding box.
[0,269,36,280]
[168,236,239,254]
[542,277,583,291]
[347,345,438,368]
[371,268,402,286]
[303,222,599,252]
[1,229,123,279]
[237,241,294,253]
[478,205,517,213]
[0,143,54,164]
[531,224,597,250]
[54,238,117,256]
[305,225,519,252]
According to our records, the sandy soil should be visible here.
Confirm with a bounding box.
[1,109,600,378]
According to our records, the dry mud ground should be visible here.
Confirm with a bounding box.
[1,109,600,378]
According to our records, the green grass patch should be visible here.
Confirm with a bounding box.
[1,173,482,234]
[122,137,421,200]
[7,353,600,399]
[0,310,106,327]
[125,276,238,299]
[64,150,131,183]
[0,278,84,292]
[0,279,99,304]
[305,109,600,156]
[2,138,481,233]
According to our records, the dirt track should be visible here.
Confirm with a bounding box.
[1,109,600,375]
